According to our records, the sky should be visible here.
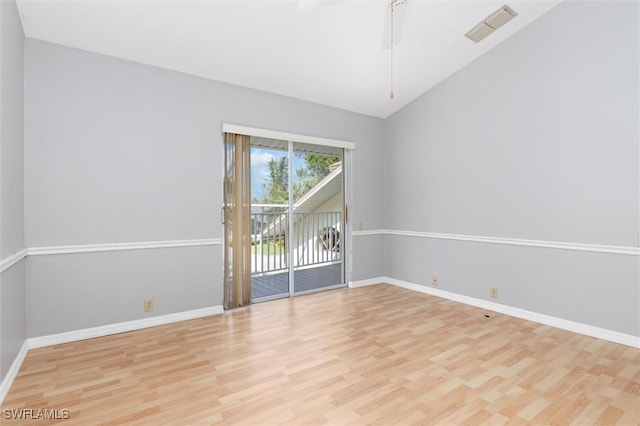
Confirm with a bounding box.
[251,147,306,201]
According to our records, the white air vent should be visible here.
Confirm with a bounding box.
[466,22,495,43]
[465,5,518,43]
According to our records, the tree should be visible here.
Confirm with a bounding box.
[294,154,340,201]
[261,156,288,204]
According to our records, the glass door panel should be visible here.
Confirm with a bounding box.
[291,142,344,294]
[249,143,290,302]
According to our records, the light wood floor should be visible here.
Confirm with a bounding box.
[3,284,639,425]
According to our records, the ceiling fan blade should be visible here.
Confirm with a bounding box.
[382,0,407,49]
[297,0,346,12]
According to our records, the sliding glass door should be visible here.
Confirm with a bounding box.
[225,134,347,303]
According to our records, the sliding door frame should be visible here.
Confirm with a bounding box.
[221,123,355,300]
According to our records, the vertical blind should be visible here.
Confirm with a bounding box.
[223,133,252,309]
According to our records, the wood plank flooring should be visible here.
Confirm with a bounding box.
[3,284,639,425]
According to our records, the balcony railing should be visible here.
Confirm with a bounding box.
[251,210,342,275]
[252,212,288,274]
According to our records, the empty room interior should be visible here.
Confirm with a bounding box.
[1,0,639,424]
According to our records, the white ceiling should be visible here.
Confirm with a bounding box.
[16,0,560,118]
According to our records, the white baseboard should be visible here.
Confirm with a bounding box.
[0,340,29,405]
[350,277,640,348]
[29,306,224,349]
[348,277,385,288]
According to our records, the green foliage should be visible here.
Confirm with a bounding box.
[304,154,340,178]
[251,241,285,256]
[293,154,340,201]
[261,156,288,204]
[260,153,340,204]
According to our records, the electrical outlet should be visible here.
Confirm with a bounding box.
[357,222,364,231]
[490,288,498,299]
[432,276,439,286]
[144,298,154,312]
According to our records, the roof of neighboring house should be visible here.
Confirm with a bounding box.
[293,162,342,213]
[259,162,342,237]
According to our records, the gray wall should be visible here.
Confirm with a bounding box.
[384,1,639,335]
[26,247,217,336]
[1,0,24,258]
[24,39,385,336]
[0,0,26,381]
